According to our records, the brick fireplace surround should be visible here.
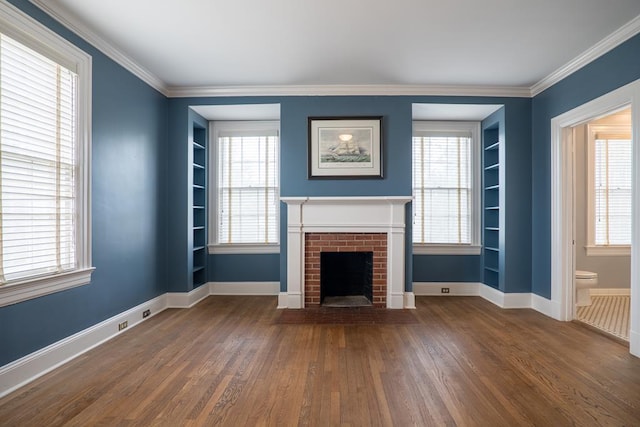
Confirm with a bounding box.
[280,196,413,309]
[304,232,387,307]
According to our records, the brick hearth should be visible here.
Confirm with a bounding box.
[304,232,387,307]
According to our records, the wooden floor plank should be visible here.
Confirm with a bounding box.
[1,296,639,426]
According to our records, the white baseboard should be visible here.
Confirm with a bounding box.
[413,282,481,296]
[277,292,289,309]
[531,293,555,318]
[209,281,280,296]
[590,288,631,296]
[0,294,168,399]
[404,292,416,309]
[630,330,640,358]
[166,285,210,308]
[414,282,551,311]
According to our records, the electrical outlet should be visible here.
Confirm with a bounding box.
[118,321,128,331]
[441,287,450,294]
[143,309,151,318]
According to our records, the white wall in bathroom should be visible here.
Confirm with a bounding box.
[574,115,631,289]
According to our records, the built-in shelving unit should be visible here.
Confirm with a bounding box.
[192,124,207,287]
[483,126,501,289]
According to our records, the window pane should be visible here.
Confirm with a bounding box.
[412,133,472,244]
[594,138,631,245]
[216,127,279,244]
[0,34,77,284]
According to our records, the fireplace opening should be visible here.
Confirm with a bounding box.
[320,252,373,307]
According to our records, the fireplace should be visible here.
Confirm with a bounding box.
[280,196,413,309]
[305,233,387,307]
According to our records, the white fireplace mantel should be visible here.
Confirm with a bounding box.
[280,196,413,309]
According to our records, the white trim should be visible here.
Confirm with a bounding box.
[550,78,640,357]
[531,15,640,96]
[404,292,416,309]
[478,284,532,309]
[29,0,168,96]
[0,268,95,307]
[209,281,280,296]
[585,245,631,256]
[0,1,93,307]
[277,292,289,309]
[413,244,482,255]
[166,285,210,308]
[413,282,481,296]
[414,282,542,310]
[590,288,631,296]
[0,293,168,399]
[207,244,280,254]
[167,84,531,98]
[531,293,555,319]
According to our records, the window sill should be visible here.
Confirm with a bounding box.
[208,244,280,254]
[413,244,482,255]
[0,267,95,308]
[585,245,630,256]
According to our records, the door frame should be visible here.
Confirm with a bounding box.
[550,79,640,356]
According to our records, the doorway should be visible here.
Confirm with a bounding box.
[571,109,632,340]
[550,79,639,357]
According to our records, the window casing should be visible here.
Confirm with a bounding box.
[412,121,481,255]
[0,2,92,307]
[586,123,632,256]
[208,121,279,254]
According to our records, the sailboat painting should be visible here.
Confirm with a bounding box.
[308,117,382,178]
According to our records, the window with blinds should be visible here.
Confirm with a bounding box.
[591,129,632,246]
[1,34,78,283]
[412,122,480,251]
[0,2,92,307]
[212,121,279,247]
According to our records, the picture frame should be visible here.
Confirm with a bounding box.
[308,116,383,179]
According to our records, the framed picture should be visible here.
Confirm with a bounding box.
[308,116,383,179]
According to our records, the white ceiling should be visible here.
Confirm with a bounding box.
[31,0,640,96]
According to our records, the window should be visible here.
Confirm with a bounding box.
[0,3,92,307]
[209,121,279,253]
[586,123,632,255]
[412,121,480,254]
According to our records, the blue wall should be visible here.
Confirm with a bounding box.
[0,1,168,366]
[169,96,533,293]
[531,33,640,298]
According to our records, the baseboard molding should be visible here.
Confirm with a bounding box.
[630,330,640,358]
[209,281,280,296]
[0,294,168,399]
[414,282,552,311]
[166,284,210,308]
[590,288,631,296]
[404,292,416,309]
[531,293,555,318]
[413,282,481,296]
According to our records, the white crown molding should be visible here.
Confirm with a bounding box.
[165,84,531,98]
[531,14,640,96]
[28,0,168,96]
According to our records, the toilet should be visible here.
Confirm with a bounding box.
[575,270,598,306]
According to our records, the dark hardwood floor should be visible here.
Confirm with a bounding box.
[1,296,639,426]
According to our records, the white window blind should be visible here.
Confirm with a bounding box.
[413,129,472,244]
[0,33,78,284]
[215,124,279,245]
[594,135,631,245]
